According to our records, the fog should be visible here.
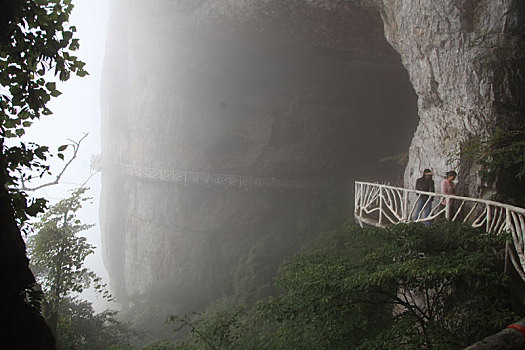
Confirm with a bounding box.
[26,0,419,343]
[97,0,418,342]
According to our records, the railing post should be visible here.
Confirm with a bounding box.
[379,186,383,225]
[506,208,511,233]
[359,184,364,218]
[403,189,408,221]
[487,204,491,232]
[355,182,359,216]
[445,196,450,220]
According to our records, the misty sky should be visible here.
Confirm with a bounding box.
[22,0,109,309]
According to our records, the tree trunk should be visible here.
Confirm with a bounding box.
[0,148,56,348]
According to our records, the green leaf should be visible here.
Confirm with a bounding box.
[50,89,62,97]
[58,145,68,152]
[45,82,56,91]
[59,70,69,81]
[57,153,64,160]
[18,109,31,119]
[76,70,89,77]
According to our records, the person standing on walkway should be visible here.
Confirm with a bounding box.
[440,170,457,219]
[414,169,435,226]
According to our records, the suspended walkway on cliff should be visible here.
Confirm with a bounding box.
[354,181,525,281]
[93,157,323,193]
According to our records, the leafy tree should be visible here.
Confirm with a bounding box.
[27,187,108,335]
[267,222,518,349]
[0,0,90,347]
[451,126,525,205]
[57,297,140,350]
[0,0,87,342]
[167,307,249,350]
[461,127,525,181]
[1,0,89,228]
[168,222,521,349]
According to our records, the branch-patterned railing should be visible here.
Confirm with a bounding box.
[354,181,525,281]
[93,157,322,193]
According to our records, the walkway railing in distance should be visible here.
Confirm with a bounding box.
[96,157,322,193]
[354,181,525,282]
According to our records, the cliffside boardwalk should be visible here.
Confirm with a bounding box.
[94,157,322,193]
[354,181,525,282]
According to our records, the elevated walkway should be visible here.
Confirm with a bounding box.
[93,156,322,193]
[354,181,525,281]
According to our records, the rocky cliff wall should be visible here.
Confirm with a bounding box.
[100,0,523,306]
[379,0,524,195]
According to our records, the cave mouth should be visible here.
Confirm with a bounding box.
[169,25,419,186]
[116,1,419,185]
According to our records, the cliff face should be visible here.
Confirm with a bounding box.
[100,0,523,305]
[379,0,525,195]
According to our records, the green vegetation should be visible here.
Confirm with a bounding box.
[0,1,93,346]
[156,222,520,350]
[116,195,346,348]
[458,127,525,181]
[56,298,139,350]
[453,126,525,205]
[1,2,522,349]
[1,0,89,230]
[27,188,138,349]
[27,188,105,333]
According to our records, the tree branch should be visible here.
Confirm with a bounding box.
[21,133,88,192]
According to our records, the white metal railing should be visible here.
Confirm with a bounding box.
[96,157,321,193]
[354,181,525,281]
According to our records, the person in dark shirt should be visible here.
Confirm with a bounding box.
[413,169,435,226]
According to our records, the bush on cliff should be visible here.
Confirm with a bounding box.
[165,222,521,350]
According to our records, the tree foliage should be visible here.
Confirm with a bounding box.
[0,0,88,229]
[451,126,525,205]
[27,187,108,334]
[167,307,249,350]
[0,1,88,347]
[27,188,141,349]
[457,127,525,181]
[166,222,520,350]
[56,297,140,350]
